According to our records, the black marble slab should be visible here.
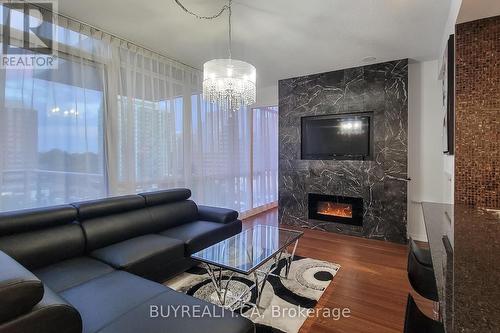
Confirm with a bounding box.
[422,202,500,333]
[278,59,408,243]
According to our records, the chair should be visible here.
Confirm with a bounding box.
[408,242,439,302]
[410,239,433,267]
[404,294,444,333]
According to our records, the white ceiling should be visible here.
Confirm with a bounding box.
[458,0,500,23]
[57,0,452,89]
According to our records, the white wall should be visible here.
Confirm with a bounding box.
[439,0,463,70]
[438,0,461,204]
[408,60,445,241]
[255,85,278,108]
[443,155,454,203]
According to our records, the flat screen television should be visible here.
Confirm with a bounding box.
[301,112,373,160]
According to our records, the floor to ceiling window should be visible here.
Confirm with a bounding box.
[0,55,106,211]
[0,4,278,214]
[190,96,253,212]
[252,106,278,209]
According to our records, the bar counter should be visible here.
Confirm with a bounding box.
[422,202,500,333]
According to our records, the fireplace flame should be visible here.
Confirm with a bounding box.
[317,201,353,218]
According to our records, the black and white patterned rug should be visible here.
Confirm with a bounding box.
[165,256,340,333]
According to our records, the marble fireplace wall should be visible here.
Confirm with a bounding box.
[278,59,408,244]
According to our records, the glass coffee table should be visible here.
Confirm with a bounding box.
[191,225,303,310]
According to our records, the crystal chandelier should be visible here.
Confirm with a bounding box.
[175,0,256,111]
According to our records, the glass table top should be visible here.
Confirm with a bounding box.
[191,225,304,274]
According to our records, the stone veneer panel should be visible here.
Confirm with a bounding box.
[455,16,500,209]
[278,59,408,244]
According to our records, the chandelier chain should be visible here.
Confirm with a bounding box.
[173,0,232,58]
[228,0,232,59]
[175,0,255,111]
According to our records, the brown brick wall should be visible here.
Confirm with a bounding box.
[455,16,500,208]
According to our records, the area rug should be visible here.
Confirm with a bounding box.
[165,256,340,333]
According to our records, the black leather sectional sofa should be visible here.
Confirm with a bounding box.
[0,189,254,333]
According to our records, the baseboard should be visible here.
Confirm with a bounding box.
[240,202,278,219]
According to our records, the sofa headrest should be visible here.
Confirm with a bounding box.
[0,205,77,237]
[139,189,192,206]
[72,195,146,220]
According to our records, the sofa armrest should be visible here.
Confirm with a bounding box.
[0,250,44,323]
[0,285,82,333]
[198,205,239,224]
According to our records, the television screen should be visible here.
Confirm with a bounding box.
[301,113,372,160]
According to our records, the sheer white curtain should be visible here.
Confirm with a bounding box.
[190,99,252,212]
[104,44,201,196]
[0,6,277,214]
[103,43,253,212]
[252,107,278,208]
[0,9,109,211]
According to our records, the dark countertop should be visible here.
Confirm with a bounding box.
[422,202,454,332]
[422,202,500,333]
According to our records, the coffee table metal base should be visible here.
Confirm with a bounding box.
[202,239,299,310]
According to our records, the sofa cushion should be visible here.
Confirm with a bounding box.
[74,196,158,251]
[0,205,84,270]
[90,235,185,281]
[34,257,114,293]
[147,200,199,230]
[60,271,166,333]
[159,220,242,254]
[140,189,199,230]
[0,223,85,270]
[96,286,254,333]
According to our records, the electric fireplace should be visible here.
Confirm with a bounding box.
[308,193,363,226]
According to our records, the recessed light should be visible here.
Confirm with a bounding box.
[362,56,377,63]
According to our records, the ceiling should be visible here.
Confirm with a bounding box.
[57,0,452,90]
[458,0,500,23]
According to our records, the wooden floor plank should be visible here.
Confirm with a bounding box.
[242,208,433,333]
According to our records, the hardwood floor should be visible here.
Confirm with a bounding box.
[242,208,432,333]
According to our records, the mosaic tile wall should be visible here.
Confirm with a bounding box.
[455,16,500,209]
[278,60,408,244]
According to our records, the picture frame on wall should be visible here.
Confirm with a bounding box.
[442,35,455,155]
